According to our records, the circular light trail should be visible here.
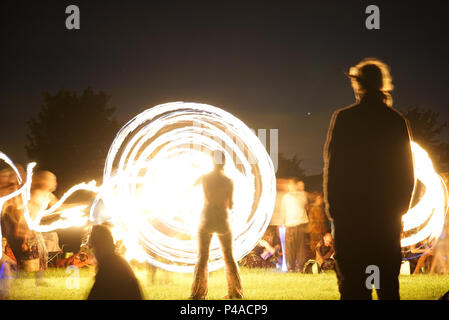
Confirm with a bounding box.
[90,102,277,272]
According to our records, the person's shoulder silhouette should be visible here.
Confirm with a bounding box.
[324,58,414,219]
[323,58,415,300]
[87,224,143,300]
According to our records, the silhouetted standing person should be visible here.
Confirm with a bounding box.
[87,224,143,300]
[190,151,243,300]
[308,193,328,253]
[281,179,309,272]
[323,58,415,300]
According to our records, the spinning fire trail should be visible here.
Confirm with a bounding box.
[0,102,447,271]
[90,102,277,272]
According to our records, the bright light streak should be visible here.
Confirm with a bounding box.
[401,142,448,247]
[22,180,99,233]
[0,153,98,260]
[278,226,288,272]
[0,153,35,260]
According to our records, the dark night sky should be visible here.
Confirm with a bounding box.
[1,0,448,174]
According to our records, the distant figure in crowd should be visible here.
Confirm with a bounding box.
[281,179,309,272]
[315,233,335,271]
[0,166,31,270]
[308,192,328,252]
[87,224,142,300]
[0,237,17,299]
[269,179,289,226]
[324,58,415,299]
[190,151,243,300]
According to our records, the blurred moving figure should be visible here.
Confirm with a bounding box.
[1,168,60,271]
[28,171,58,221]
[190,151,243,300]
[27,171,59,271]
[281,179,309,272]
[324,58,415,299]
[87,224,142,300]
[0,166,31,270]
[269,178,289,226]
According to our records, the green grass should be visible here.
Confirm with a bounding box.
[6,266,449,300]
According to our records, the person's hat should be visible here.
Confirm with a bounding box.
[345,58,393,92]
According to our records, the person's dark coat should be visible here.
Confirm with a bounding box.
[323,93,415,299]
[324,94,415,228]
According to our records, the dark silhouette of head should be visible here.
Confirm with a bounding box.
[89,224,116,261]
[212,150,226,172]
[347,58,394,106]
[86,223,143,300]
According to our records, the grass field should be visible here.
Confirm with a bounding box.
[5,266,449,300]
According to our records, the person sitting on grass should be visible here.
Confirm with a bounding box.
[315,233,335,271]
[239,226,281,269]
[87,224,143,300]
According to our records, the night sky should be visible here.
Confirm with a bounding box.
[1,0,448,175]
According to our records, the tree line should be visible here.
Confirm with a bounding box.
[24,87,449,194]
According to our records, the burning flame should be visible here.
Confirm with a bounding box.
[90,102,277,272]
[401,142,448,247]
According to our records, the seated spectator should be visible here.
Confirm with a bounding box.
[56,245,96,269]
[315,233,335,271]
[240,226,281,268]
[87,224,143,300]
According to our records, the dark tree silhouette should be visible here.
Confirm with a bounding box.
[276,152,306,179]
[404,106,449,171]
[26,88,119,193]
